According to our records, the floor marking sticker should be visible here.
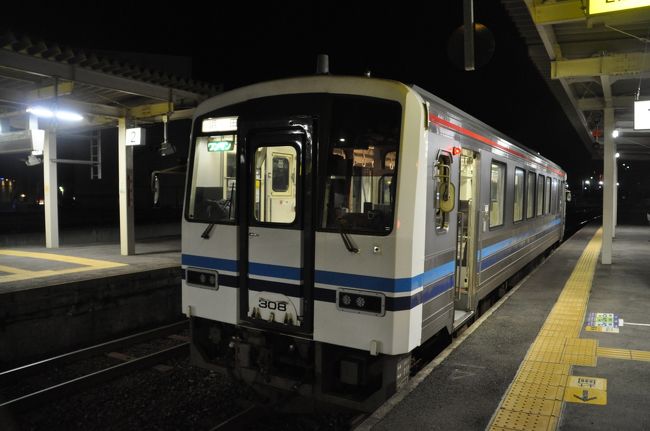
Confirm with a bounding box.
[564,387,607,405]
[567,376,607,390]
[585,312,620,333]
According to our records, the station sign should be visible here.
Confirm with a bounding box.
[589,0,650,15]
[634,100,650,130]
[126,127,146,146]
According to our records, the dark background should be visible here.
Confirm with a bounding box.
[2,1,634,234]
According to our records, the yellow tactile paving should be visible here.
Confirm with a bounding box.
[0,249,127,284]
[597,346,650,362]
[488,228,603,431]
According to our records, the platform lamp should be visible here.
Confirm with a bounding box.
[159,90,175,157]
[159,115,175,157]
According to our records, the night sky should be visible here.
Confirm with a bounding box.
[1,1,595,183]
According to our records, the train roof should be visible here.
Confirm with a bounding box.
[412,85,566,177]
[193,75,565,178]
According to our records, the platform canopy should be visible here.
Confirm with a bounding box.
[0,31,219,137]
[0,31,220,254]
[502,0,650,161]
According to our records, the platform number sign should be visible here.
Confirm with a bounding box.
[126,127,146,146]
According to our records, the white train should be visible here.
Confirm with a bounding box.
[181,74,566,411]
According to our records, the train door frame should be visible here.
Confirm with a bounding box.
[237,117,315,336]
[454,148,480,322]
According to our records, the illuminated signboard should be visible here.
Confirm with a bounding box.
[589,0,650,15]
[207,138,234,152]
[634,100,650,130]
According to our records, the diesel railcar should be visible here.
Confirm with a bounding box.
[181,75,566,411]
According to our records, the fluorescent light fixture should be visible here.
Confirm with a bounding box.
[612,129,619,138]
[26,106,83,122]
[26,106,55,118]
[202,116,238,133]
[56,110,83,121]
[615,152,620,158]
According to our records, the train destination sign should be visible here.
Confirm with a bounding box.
[207,139,234,152]
[589,0,650,15]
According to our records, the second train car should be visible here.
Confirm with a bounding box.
[181,74,567,411]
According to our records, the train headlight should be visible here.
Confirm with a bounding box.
[336,289,385,316]
[186,268,219,290]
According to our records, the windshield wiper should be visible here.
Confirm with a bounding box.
[201,223,215,239]
[336,217,359,253]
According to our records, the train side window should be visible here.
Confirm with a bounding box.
[434,152,455,232]
[551,178,558,213]
[513,168,524,223]
[526,171,536,219]
[544,176,551,214]
[489,162,505,228]
[536,174,544,216]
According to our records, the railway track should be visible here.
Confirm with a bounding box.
[0,320,189,413]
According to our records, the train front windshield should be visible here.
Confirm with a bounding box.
[186,94,401,235]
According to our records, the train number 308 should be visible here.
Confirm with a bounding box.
[258,299,287,311]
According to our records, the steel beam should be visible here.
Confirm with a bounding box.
[28,81,74,100]
[529,0,585,25]
[576,96,634,111]
[552,52,650,79]
[0,50,205,104]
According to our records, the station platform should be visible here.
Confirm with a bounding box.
[0,237,182,368]
[359,224,650,431]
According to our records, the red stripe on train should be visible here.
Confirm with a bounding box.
[428,113,565,178]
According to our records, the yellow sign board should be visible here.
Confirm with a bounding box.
[564,375,608,405]
[564,386,607,405]
[567,376,607,390]
[589,0,650,15]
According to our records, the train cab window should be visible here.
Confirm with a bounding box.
[187,134,237,222]
[544,176,551,214]
[252,146,297,224]
[526,171,536,219]
[536,174,544,216]
[321,97,401,235]
[489,162,505,228]
[513,168,524,223]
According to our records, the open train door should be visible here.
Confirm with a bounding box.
[238,118,314,336]
[453,148,480,328]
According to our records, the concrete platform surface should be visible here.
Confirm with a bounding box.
[361,224,650,431]
[0,236,182,366]
[0,236,180,294]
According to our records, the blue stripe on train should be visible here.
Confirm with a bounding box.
[181,218,561,296]
[479,218,561,271]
